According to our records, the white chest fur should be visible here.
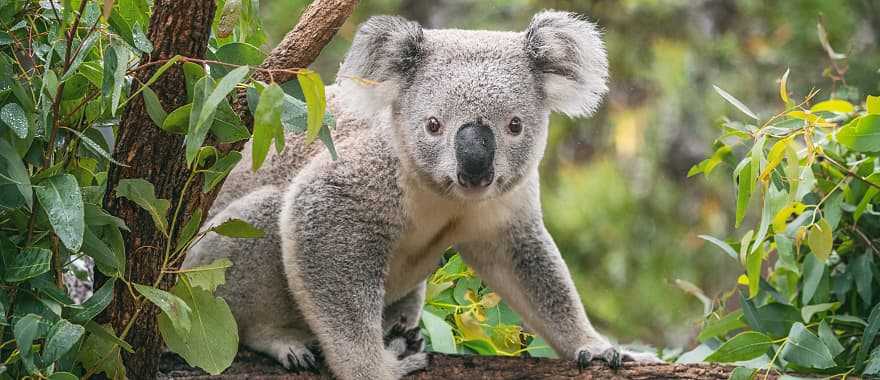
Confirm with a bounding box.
[383,182,526,303]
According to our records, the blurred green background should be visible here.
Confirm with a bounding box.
[259,0,880,349]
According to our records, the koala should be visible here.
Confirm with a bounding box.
[184,10,660,380]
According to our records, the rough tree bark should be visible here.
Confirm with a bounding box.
[99,2,216,379]
[98,0,358,378]
[158,351,770,379]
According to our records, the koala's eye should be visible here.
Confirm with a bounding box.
[507,117,523,135]
[426,117,442,135]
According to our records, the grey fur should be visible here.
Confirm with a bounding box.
[186,10,658,380]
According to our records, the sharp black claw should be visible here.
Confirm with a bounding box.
[577,350,592,369]
[602,348,622,369]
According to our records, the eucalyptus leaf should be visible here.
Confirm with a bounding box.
[35,174,84,251]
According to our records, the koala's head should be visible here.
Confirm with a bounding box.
[338,11,608,201]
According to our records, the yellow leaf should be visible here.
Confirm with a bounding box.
[807,218,833,262]
[779,69,791,105]
[810,99,855,114]
[464,290,480,305]
[787,111,832,126]
[772,202,807,232]
[761,137,792,181]
[455,311,489,341]
[480,292,501,309]
[867,95,880,115]
[737,274,749,285]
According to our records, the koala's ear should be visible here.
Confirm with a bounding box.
[337,16,424,114]
[525,11,609,118]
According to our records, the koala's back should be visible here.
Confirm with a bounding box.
[209,85,376,220]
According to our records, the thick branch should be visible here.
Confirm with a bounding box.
[158,351,765,380]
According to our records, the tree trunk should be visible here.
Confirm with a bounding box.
[99,1,217,379]
[158,350,771,379]
[98,1,358,378]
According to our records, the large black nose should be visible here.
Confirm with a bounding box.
[455,120,495,188]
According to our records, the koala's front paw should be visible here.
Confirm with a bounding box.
[576,347,622,369]
[384,323,425,359]
[280,345,320,373]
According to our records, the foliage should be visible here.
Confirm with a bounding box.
[0,0,332,377]
[418,250,557,358]
[688,33,880,376]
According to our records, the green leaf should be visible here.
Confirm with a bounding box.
[134,283,192,334]
[210,218,264,238]
[525,336,558,358]
[854,186,878,222]
[298,71,326,143]
[84,321,133,353]
[82,225,121,274]
[78,323,126,378]
[824,191,843,230]
[698,311,746,342]
[736,162,752,228]
[180,258,232,292]
[713,85,759,120]
[806,218,832,262]
[747,302,802,339]
[800,303,838,323]
[158,280,238,375]
[102,41,129,116]
[780,322,835,369]
[70,278,115,324]
[210,100,249,144]
[3,247,51,282]
[251,82,284,171]
[853,252,874,304]
[729,367,756,380]
[0,138,33,208]
[185,76,217,165]
[209,42,266,79]
[462,339,496,355]
[175,209,203,253]
[857,303,880,372]
[698,235,738,260]
[66,128,127,166]
[421,310,456,354]
[704,331,772,363]
[202,151,242,193]
[746,244,763,298]
[1,102,28,138]
[162,103,192,134]
[35,174,85,251]
[802,254,826,305]
[115,178,171,234]
[142,86,167,128]
[14,314,42,357]
[837,115,880,152]
[188,65,250,165]
[865,346,880,375]
[61,32,99,81]
[42,319,85,363]
[130,21,153,53]
[817,320,844,357]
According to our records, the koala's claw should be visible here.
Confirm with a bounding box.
[576,347,623,369]
[284,347,320,373]
[577,350,593,368]
[600,347,623,369]
[385,323,425,359]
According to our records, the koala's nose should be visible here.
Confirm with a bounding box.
[455,120,495,188]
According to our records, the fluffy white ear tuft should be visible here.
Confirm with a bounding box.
[336,16,424,116]
[525,11,609,118]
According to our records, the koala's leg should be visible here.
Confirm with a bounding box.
[383,281,426,331]
[282,220,426,379]
[241,325,319,372]
[458,221,655,369]
[382,282,426,357]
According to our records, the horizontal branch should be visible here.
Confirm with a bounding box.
[158,350,764,380]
